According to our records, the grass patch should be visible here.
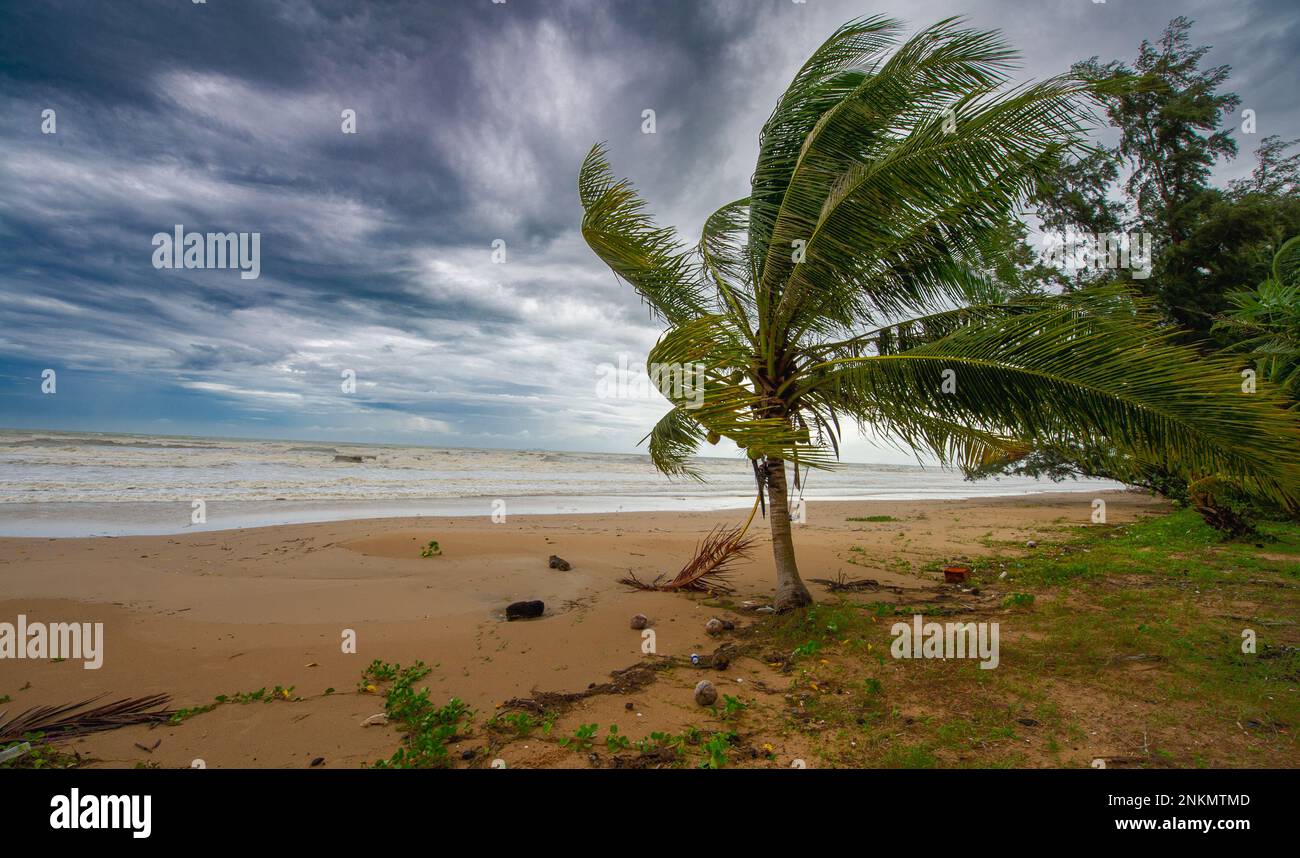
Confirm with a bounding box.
[750,508,1299,768]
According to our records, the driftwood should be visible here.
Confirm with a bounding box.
[500,659,673,715]
[809,576,901,594]
[608,746,679,769]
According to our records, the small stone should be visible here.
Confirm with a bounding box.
[362,713,388,727]
[506,600,545,621]
[1026,539,1038,549]
[694,680,718,707]
[548,555,572,571]
[624,701,634,710]
[461,749,476,761]
[310,756,325,767]
[630,614,650,630]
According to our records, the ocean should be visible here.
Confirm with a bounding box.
[0,429,1120,537]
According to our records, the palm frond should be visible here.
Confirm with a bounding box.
[756,18,1022,321]
[802,298,1300,506]
[620,525,754,594]
[579,144,710,324]
[749,15,903,284]
[643,407,707,480]
[769,76,1092,341]
[1273,234,1300,287]
[698,197,757,333]
[0,694,175,744]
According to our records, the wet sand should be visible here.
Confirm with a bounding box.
[0,490,1166,768]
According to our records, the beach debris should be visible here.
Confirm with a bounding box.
[548,555,572,571]
[1026,539,1038,549]
[420,540,442,557]
[461,749,476,761]
[810,573,904,593]
[1110,653,1165,666]
[608,746,679,769]
[620,524,753,595]
[501,660,671,715]
[506,600,545,621]
[694,680,718,707]
[362,713,388,727]
[310,756,325,767]
[740,600,769,611]
[0,693,176,744]
[705,618,736,636]
[942,564,971,584]
[133,738,162,753]
[630,614,650,630]
[0,742,31,765]
[687,642,736,671]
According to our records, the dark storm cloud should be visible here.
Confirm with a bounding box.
[0,0,1296,456]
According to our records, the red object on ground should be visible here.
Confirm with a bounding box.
[942,564,971,584]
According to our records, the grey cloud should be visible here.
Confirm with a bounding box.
[0,0,1295,460]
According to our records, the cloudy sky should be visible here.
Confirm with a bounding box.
[1,0,1296,462]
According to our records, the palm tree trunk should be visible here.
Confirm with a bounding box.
[765,457,813,611]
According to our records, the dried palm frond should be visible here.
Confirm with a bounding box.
[620,524,754,594]
[0,693,175,743]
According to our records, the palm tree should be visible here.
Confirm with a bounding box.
[1216,235,1300,402]
[579,16,1300,611]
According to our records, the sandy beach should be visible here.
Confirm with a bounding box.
[0,490,1167,768]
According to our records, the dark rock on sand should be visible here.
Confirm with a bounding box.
[630,614,650,630]
[506,600,545,621]
[548,555,572,571]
